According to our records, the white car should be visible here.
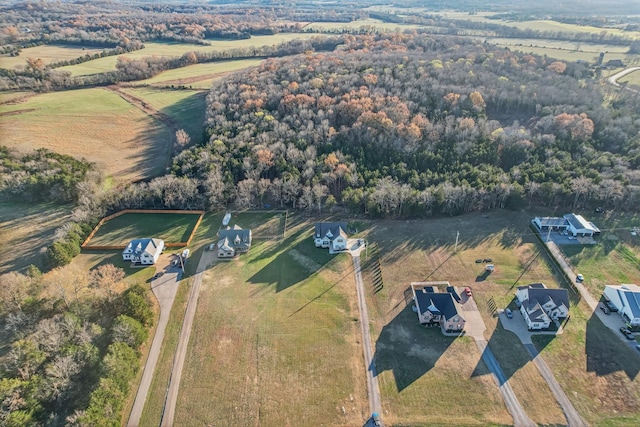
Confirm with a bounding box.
[576,274,584,282]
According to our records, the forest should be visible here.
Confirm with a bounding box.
[164,32,640,216]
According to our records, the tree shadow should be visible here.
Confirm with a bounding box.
[372,305,455,392]
[247,238,333,293]
[584,310,640,380]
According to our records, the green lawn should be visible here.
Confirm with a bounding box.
[87,212,202,247]
[0,44,104,70]
[120,87,208,144]
[166,215,368,426]
[0,88,172,181]
[619,69,640,88]
[59,34,318,76]
[133,58,262,89]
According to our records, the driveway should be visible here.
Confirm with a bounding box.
[127,256,182,427]
[459,291,535,427]
[348,240,382,418]
[499,310,586,427]
[160,248,218,427]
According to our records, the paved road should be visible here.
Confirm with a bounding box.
[127,263,181,427]
[460,295,535,427]
[524,343,587,427]
[351,253,382,417]
[606,66,640,89]
[161,250,216,427]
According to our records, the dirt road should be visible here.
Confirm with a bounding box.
[351,254,382,417]
[160,249,217,426]
[127,266,181,427]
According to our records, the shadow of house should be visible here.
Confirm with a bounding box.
[247,239,333,293]
[373,306,455,392]
[584,311,640,380]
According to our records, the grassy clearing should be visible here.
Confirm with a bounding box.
[363,211,566,425]
[59,34,318,76]
[0,202,71,274]
[562,212,640,297]
[0,88,172,181]
[0,91,33,104]
[0,44,104,70]
[532,300,640,426]
[619,69,640,88]
[133,58,262,89]
[172,213,368,426]
[119,87,207,143]
[88,212,202,246]
[305,19,424,31]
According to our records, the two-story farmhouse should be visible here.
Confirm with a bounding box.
[516,283,569,330]
[122,238,164,265]
[411,282,465,333]
[314,222,348,252]
[217,225,252,258]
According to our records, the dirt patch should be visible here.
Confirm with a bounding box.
[288,248,322,272]
[0,108,35,117]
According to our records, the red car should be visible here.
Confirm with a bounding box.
[464,287,472,297]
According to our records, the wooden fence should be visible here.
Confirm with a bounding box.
[81,209,205,250]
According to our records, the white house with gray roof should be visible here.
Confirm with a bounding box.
[516,283,569,330]
[217,225,251,258]
[122,238,164,265]
[314,222,348,252]
[603,284,640,327]
[533,213,600,237]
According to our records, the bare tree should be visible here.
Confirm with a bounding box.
[571,176,592,208]
[175,129,191,150]
[524,181,540,208]
[90,264,125,302]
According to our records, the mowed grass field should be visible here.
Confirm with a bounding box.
[132,58,262,89]
[0,202,71,274]
[119,87,207,143]
[87,212,202,246]
[168,214,368,426]
[59,34,318,76]
[362,210,640,425]
[363,211,566,425]
[0,44,104,70]
[562,211,640,297]
[619,69,640,88]
[0,88,172,181]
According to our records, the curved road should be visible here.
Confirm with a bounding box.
[607,67,640,91]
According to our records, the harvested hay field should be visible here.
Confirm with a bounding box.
[0,88,172,181]
[0,44,104,70]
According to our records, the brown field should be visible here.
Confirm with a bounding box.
[362,210,640,425]
[0,202,71,274]
[167,214,368,426]
[0,88,172,181]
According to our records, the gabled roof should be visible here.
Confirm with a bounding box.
[524,287,570,314]
[564,213,598,232]
[315,222,348,240]
[517,283,546,291]
[607,284,640,319]
[218,225,251,250]
[123,238,163,257]
[415,291,461,322]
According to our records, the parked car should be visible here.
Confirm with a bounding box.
[576,274,584,283]
[464,287,472,297]
[505,308,513,318]
[599,303,610,315]
[620,327,635,340]
[475,259,483,263]
[483,258,492,263]
[371,412,382,426]
[636,344,640,352]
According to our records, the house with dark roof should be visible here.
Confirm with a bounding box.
[411,282,465,333]
[314,222,348,252]
[516,283,569,330]
[603,284,640,327]
[122,238,164,265]
[217,225,252,258]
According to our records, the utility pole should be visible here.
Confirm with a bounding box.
[454,231,460,253]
